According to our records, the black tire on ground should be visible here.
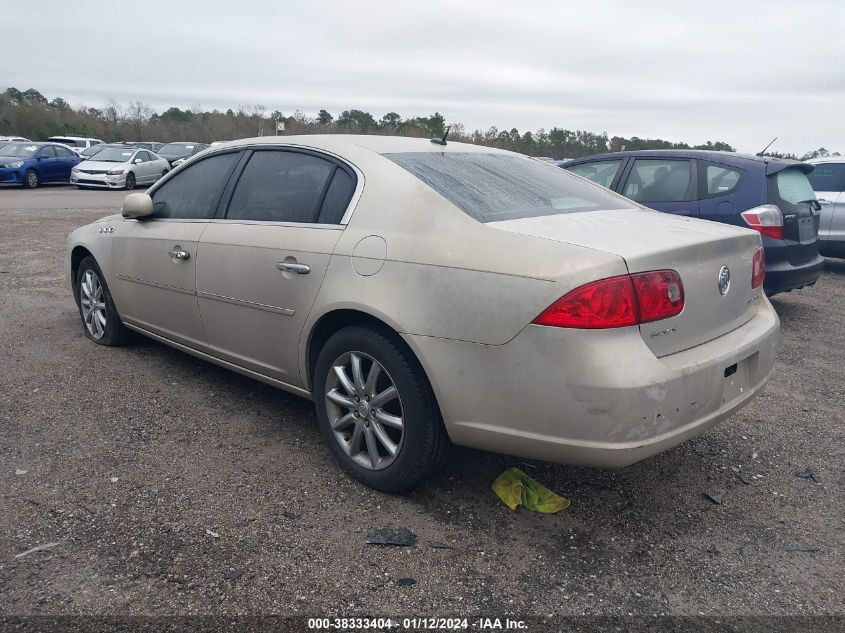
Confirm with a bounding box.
[23,169,39,189]
[75,256,132,347]
[125,172,136,190]
[313,325,450,491]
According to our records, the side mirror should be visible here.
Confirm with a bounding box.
[122,192,154,219]
[134,158,143,164]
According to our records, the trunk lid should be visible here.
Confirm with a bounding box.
[490,208,763,357]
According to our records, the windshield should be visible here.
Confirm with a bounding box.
[385,152,634,222]
[159,143,195,156]
[90,148,135,163]
[0,143,39,157]
[81,145,107,157]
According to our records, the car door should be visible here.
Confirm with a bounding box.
[697,161,745,225]
[109,151,242,349]
[53,144,80,180]
[619,157,700,216]
[196,148,356,387]
[36,145,60,181]
[134,151,155,184]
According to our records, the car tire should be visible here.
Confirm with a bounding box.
[23,169,39,189]
[75,256,132,347]
[125,172,136,190]
[160,169,168,180]
[314,325,449,491]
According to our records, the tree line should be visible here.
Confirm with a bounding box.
[1,86,832,161]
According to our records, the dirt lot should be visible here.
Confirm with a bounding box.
[1,185,843,622]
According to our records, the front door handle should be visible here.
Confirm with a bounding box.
[276,261,310,274]
[168,246,190,260]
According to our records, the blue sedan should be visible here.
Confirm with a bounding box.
[0,142,82,188]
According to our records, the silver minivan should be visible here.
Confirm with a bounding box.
[807,158,845,258]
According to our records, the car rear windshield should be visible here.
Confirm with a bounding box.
[0,143,38,157]
[771,168,816,206]
[385,152,633,222]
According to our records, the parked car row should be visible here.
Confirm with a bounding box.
[0,136,214,189]
[563,150,828,295]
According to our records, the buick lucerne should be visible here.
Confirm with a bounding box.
[66,136,779,490]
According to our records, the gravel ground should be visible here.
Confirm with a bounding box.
[1,185,843,621]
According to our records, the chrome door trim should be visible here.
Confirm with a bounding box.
[115,273,195,296]
[145,143,365,226]
[197,290,295,316]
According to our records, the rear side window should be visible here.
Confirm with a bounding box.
[54,145,75,157]
[385,152,631,223]
[773,168,816,205]
[622,159,692,202]
[807,163,845,192]
[318,168,356,224]
[151,152,239,219]
[566,160,623,188]
[227,150,336,223]
[704,164,742,196]
[39,146,58,158]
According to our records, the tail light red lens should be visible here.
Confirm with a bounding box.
[741,204,784,240]
[533,270,684,329]
[751,246,765,289]
[630,270,685,323]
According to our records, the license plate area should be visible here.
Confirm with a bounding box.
[798,216,815,243]
[721,357,750,406]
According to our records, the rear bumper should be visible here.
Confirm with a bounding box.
[407,298,779,468]
[763,253,824,295]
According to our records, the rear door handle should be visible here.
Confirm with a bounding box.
[276,261,310,274]
[168,246,190,260]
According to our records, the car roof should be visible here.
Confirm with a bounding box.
[211,134,513,156]
[806,156,844,164]
[566,149,812,174]
[48,135,97,140]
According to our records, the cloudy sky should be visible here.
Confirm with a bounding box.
[5,0,843,154]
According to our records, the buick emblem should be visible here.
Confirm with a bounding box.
[718,265,731,296]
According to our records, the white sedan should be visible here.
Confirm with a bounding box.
[71,146,170,190]
[66,135,779,490]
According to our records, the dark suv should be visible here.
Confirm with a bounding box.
[564,150,824,296]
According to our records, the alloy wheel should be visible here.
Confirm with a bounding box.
[325,351,404,470]
[26,171,38,188]
[79,269,106,339]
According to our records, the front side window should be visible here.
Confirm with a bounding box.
[704,164,742,196]
[39,146,58,158]
[151,152,240,219]
[623,159,692,202]
[807,163,845,192]
[54,145,75,157]
[226,150,336,223]
[386,152,631,223]
[0,143,38,157]
[566,159,623,188]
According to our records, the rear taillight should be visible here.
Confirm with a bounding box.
[533,270,684,329]
[741,204,784,240]
[751,246,765,289]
